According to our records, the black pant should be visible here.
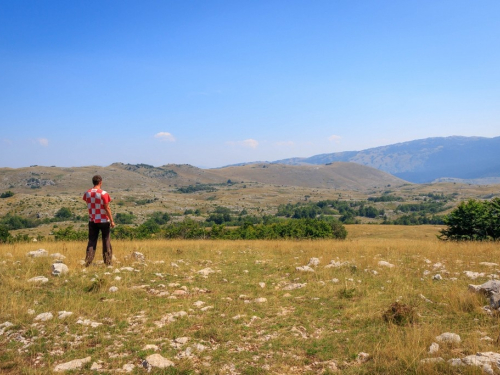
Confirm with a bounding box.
[85,221,112,266]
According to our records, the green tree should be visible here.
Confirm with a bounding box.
[439,199,496,241]
[0,225,11,243]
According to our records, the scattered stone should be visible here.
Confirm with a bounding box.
[54,356,91,372]
[115,276,122,281]
[254,297,267,303]
[464,271,485,280]
[173,289,188,296]
[198,268,215,277]
[433,274,443,281]
[200,306,213,312]
[52,263,69,276]
[145,353,174,369]
[420,294,433,303]
[122,363,135,372]
[175,337,189,345]
[307,258,320,267]
[357,352,370,363]
[50,253,66,260]
[378,261,394,268]
[325,260,350,268]
[259,282,266,288]
[27,249,48,258]
[90,362,102,371]
[469,280,500,295]
[193,301,205,308]
[0,321,14,335]
[436,332,461,344]
[296,266,314,272]
[76,318,102,328]
[35,312,53,322]
[109,286,119,293]
[490,293,500,309]
[480,262,498,267]
[420,357,444,364]
[331,278,339,283]
[132,251,145,262]
[282,283,306,291]
[433,262,443,269]
[429,342,439,354]
[58,311,73,319]
[28,276,49,284]
[449,352,500,374]
[120,267,135,272]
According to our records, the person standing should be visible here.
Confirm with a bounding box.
[83,175,115,266]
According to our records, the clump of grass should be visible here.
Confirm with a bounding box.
[84,276,106,293]
[383,301,417,325]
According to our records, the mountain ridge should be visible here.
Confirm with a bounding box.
[228,136,500,183]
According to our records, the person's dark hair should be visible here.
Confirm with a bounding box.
[92,175,102,186]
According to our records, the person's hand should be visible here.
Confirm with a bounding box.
[110,221,116,228]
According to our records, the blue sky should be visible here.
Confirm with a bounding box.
[1,1,499,168]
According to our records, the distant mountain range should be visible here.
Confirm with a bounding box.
[230,136,500,184]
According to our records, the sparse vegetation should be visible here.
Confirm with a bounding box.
[1,235,499,373]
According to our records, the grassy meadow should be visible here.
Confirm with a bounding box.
[1,226,499,374]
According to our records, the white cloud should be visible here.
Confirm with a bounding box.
[37,138,49,147]
[154,132,176,142]
[275,140,295,147]
[227,139,259,149]
[328,135,342,143]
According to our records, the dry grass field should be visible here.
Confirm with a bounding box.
[1,227,500,374]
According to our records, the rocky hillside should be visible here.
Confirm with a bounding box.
[0,162,406,194]
[273,136,500,183]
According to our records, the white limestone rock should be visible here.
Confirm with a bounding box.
[307,257,320,267]
[58,311,73,319]
[28,276,49,284]
[52,263,69,276]
[109,286,119,293]
[132,251,145,262]
[378,261,394,268]
[296,266,315,272]
[35,312,53,322]
[197,267,215,276]
[429,342,439,354]
[145,353,174,369]
[464,271,485,280]
[436,332,461,344]
[54,357,91,372]
[50,253,66,260]
[27,249,48,258]
[282,283,306,291]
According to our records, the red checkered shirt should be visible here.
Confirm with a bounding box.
[83,188,112,223]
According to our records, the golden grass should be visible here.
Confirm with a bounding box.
[1,233,500,374]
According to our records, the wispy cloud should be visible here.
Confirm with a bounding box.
[37,138,49,147]
[275,140,295,147]
[226,139,259,149]
[154,132,176,142]
[328,135,342,143]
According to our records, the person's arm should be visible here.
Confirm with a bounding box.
[103,203,115,228]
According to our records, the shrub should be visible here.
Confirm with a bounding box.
[0,191,14,198]
[55,207,72,219]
